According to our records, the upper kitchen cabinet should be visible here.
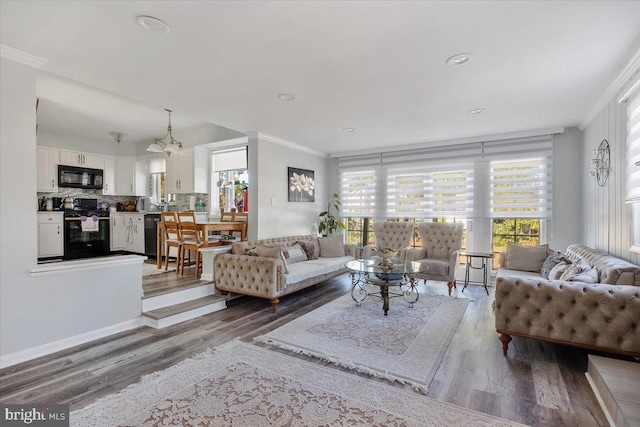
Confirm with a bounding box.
[36,146,59,192]
[113,157,148,196]
[102,156,115,195]
[59,149,104,169]
[166,147,208,194]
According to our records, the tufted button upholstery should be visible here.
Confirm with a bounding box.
[362,222,414,258]
[495,276,640,354]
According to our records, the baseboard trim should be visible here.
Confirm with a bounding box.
[585,372,617,427]
[0,318,143,369]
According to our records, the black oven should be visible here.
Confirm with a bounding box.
[63,198,111,260]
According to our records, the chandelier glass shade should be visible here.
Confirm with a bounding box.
[147,109,184,156]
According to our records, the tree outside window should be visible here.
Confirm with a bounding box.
[491,218,540,268]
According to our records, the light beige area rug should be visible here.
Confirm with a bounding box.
[71,340,525,427]
[255,292,469,393]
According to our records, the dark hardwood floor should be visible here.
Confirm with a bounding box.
[0,269,619,426]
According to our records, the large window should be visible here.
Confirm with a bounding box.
[210,147,248,216]
[345,217,375,246]
[491,218,540,268]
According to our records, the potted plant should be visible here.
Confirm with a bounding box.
[318,193,346,236]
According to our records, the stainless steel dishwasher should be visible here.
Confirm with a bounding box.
[144,214,162,258]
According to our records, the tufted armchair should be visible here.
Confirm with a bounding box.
[403,222,464,295]
[362,221,414,259]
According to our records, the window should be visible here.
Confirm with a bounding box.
[491,218,540,268]
[345,217,375,246]
[626,90,640,252]
[210,147,248,216]
[340,170,378,218]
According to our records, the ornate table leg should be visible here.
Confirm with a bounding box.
[381,283,390,315]
[402,276,420,308]
[351,271,368,305]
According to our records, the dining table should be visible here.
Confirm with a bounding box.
[156,220,247,269]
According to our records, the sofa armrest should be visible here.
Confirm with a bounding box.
[343,243,360,259]
[495,276,640,353]
[214,253,284,297]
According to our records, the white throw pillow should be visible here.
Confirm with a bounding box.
[282,243,308,265]
[318,235,346,257]
[548,261,571,280]
[559,258,591,282]
[570,266,599,283]
[505,243,549,272]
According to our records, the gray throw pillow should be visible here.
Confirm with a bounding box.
[318,235,346,257]
[541,251,569,279]
[505,243,549,272]
[296,240,317,260]
[282,243,308,265]
[255,244,289,273]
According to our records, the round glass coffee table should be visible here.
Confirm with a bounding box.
[345,259,429,315]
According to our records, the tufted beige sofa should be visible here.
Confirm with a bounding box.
[214,235,357,312]
[495,244,640,357]
[403,222,464,295]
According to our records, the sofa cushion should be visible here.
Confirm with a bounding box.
[306,255,353,275]
[318,235,345,257]
[541,251,569,279]
[496,268,543,281]
[548,261,571,280]
[282,243,307,265]
[286,262,327,284]
[255,244,289,274]
[415,258,449,276]
[296,240,318,260]
[505,243,549,272]
[560,258,591,281]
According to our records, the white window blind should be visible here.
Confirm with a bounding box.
[387,165,474,218]
[626,92,640,203]
[338,154,381,218]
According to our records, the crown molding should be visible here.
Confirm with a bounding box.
[246,131,328,158]
[578,47,640,130]
[0,44,47,68]
[329,126,565,158]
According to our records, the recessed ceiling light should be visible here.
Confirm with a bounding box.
[278,93,297,101]
[343,128,356,133]
[468,108,485,115]
[446,53,473,66]
[136,16,170,33]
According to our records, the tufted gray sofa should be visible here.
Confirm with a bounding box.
[495,244,640,357]
[402,222,464,295]
[214,235,357,312]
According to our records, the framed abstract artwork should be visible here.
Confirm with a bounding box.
[288,167,315,202]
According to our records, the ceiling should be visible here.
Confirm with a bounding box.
[2,1,640,155]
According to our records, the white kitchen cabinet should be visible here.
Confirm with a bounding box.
[110,213,127,251]
[59,149,104,169]
[114,157,136,195]
[38,212,64,258]
[110,213,144,253]
[102,156,115,195]
[124,213,145,253]
[165,147,208,194]
[36,146,59,192]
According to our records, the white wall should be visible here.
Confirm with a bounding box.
[1,57,143,365]
[248,133,329,239]
[582,68,640,264]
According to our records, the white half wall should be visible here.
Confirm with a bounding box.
[248,133,329,239]
[1,57,144,364]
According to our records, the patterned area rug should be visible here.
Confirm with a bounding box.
[255,292,469,393]
[71,340,524,426]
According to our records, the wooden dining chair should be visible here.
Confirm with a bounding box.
[160,212,182,272]
[177,212,203,277]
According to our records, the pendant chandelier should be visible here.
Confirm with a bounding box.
[146,109,184,156]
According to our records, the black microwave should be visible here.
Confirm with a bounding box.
[58,165,104,189]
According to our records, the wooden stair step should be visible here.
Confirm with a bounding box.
[144,295,227,320]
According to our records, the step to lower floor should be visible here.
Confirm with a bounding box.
[143,294,227,329]
[586,354,640,427]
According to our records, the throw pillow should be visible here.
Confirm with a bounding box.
[541,251,570,279]
[282,243,308,265]
[318,235,346,257]
[548,261,571,280]
[559,258,591,281]
[255,244,289,274]
[296,240,318,260]
[505,243,549,272]
[571,266,599,283]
